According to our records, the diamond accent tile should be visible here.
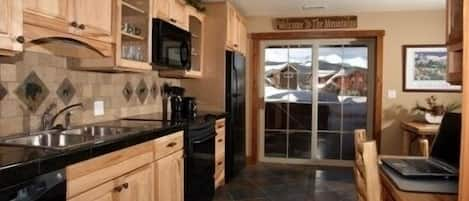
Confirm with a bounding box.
[136,79,148,104]
[0,83,7,101]
[15,71,49,112]
[56,78,76,105]
[150,81,158,99]
[123,82,133,102]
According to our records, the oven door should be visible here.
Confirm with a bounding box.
[185,130,215,201]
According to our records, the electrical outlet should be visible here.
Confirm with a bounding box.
[94,101,104,116]
[387,90,397,99]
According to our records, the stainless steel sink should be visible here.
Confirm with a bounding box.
[2,132,88,150]
[1,126,134,150]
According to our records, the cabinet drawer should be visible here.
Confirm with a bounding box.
[66,141,154,198]
[154,131,184,160]
[216,119,225,129]
[214,153,225,189]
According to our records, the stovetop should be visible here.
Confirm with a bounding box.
[121,111,226,126]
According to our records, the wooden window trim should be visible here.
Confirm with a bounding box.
[248,30,385,163]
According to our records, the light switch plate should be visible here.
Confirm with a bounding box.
[387,90,397,99]
[94,101,104,116]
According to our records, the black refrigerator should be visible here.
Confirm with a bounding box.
[225,51,246,182]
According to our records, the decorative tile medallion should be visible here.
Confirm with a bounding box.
[150,81,158,99]
[15,71,49,112]
[56,78,76,105]
[122,81,133,102]
[0,83,7,101]
[136,79,148,104]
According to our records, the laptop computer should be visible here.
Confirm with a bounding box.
[382,113,461,178]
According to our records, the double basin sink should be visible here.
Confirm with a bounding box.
[1,126,134,150]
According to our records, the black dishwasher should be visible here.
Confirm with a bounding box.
[185,117,216,201]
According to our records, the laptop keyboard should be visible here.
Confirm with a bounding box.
[403,160,449,174]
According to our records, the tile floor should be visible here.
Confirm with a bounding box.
[214,163,356,201]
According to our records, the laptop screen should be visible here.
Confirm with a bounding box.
[430,112,462,169]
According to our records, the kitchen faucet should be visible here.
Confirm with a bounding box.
[41,103,84,130]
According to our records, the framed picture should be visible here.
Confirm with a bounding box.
[403,45,461,92]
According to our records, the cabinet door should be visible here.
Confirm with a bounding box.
[23,0,70,31]
[155,0,170,20]
[118,164,154,201]
[226,3,236,48]
[238,19,247,55]
[0,0,23,55]
[154,150,184,201]
[169,0,188,30]
[68,181,119,201]
[70,0,112,37]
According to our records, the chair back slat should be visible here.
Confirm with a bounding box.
[354,129,381,201]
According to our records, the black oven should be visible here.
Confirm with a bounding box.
[152,19,191,70]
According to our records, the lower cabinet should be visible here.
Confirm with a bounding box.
[68,164,154,201]
[154,150,184,201]
[66,131,184,201]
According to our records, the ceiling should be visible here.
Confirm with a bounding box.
[223,0,445,17]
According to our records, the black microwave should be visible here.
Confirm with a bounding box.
[152,19,191,70]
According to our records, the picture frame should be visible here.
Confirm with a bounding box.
[402,45,461,92]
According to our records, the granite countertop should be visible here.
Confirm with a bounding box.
[0,111,226,190]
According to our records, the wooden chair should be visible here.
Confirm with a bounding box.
[354,129,381,201]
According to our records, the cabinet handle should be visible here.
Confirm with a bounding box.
[70,21,78,27]
[114,186,123,192]
[78,24,86,30]
[122,183,129,189]
[217,161,223,166]
[16,36,25,44]
[218,139,223,143]
[234,44,239,48]
[167,142,177,147]
[170,18,177,23]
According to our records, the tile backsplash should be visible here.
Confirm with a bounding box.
[0,51,179,136]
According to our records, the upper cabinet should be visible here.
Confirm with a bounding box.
[225,1,247,55]
[446,0,463,85]
[23,0,114,57]
[69,0,113,41]
[154,0,188,31]
[0,0,23,56]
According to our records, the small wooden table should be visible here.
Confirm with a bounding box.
[400,121,440,155]
[380,168,458,201]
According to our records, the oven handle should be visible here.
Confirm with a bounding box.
[192,133,216,144]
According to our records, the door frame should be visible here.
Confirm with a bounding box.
[249,30,385,163]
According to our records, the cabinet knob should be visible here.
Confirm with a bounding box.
[78,24,86,30]
[217,161,223,166]
[170,18,177,23]
[234,44,239,48]
[114,186,123,192]
[218,139,223,143]
[70,21,78,27]
[167,142,177,147]
[122,183,129,189]
[16,36,25,44]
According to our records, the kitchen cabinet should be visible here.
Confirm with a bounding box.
[68,164,154,201]
[67,131,184,201]
[225,1,248,55]
[0,0,23,56]
[154,150,184,201]
[23,0,114,56]
[159,7,205,79]
[215,118,226,189]
[446,0,463,85]
[154,0,188,30]
[69,0,113,41]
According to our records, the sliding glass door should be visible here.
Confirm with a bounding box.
[260,39,375,165]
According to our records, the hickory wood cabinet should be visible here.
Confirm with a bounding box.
[66,131,184,201]
[23,0,114,56]
[0,0,23,56]
[153,0,189,30]
[215,119,226,189]
[226,1,247,55]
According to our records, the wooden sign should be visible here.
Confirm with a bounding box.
[273,16,358,30]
